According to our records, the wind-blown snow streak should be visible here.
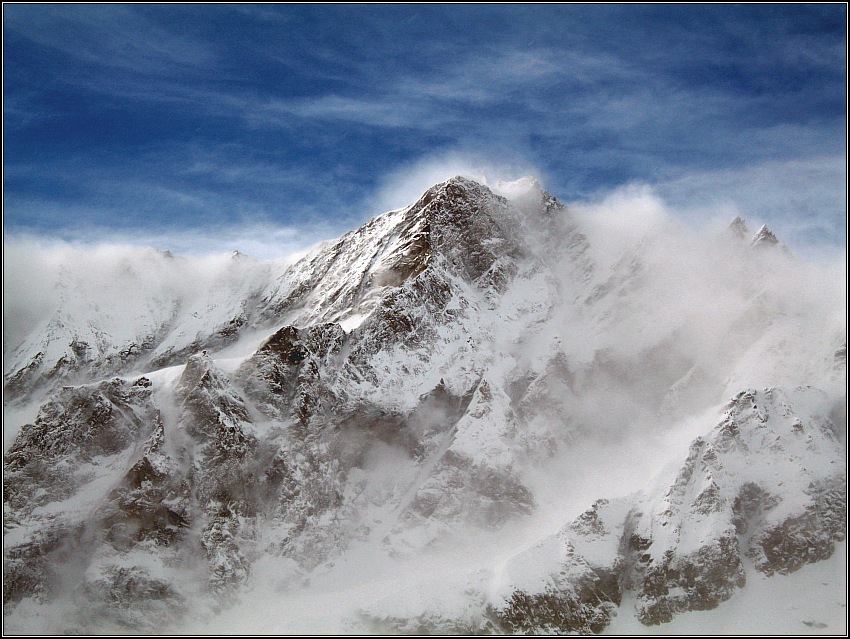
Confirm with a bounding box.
[3,176,846,634]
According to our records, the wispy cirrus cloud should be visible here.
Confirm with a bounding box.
[3,4,214,77]
[3,139,366,246]
[248,95,435,130]
[3,4,845,258]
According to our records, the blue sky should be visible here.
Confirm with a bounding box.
[3,4,846,256]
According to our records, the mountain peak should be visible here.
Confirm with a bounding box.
[750,224,780,249]
[407,176,504,225]
[431,175,494,200]
[727,216,751,240]
[445,174,482,187]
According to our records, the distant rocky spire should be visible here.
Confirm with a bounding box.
[727,216,750,240]
[750,224,780,249]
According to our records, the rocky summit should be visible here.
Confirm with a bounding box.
[3,177,846,633]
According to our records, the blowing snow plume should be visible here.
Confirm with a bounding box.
[3,176,846,634]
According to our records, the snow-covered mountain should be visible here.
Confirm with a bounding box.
[3,176,846,634]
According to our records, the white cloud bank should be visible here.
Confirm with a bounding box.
[655,155,847,260]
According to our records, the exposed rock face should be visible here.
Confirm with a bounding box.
[241,323,346,423]
[79,565,185,632]
[3,176,845,633]
[104,420,190,550]
[4,358,259,621]
[5,377,157,472]
[747,477,846,576]
[496,513,623,634]
[4,377,162,607]
[175,354,259,593]
[493,387,846,632]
